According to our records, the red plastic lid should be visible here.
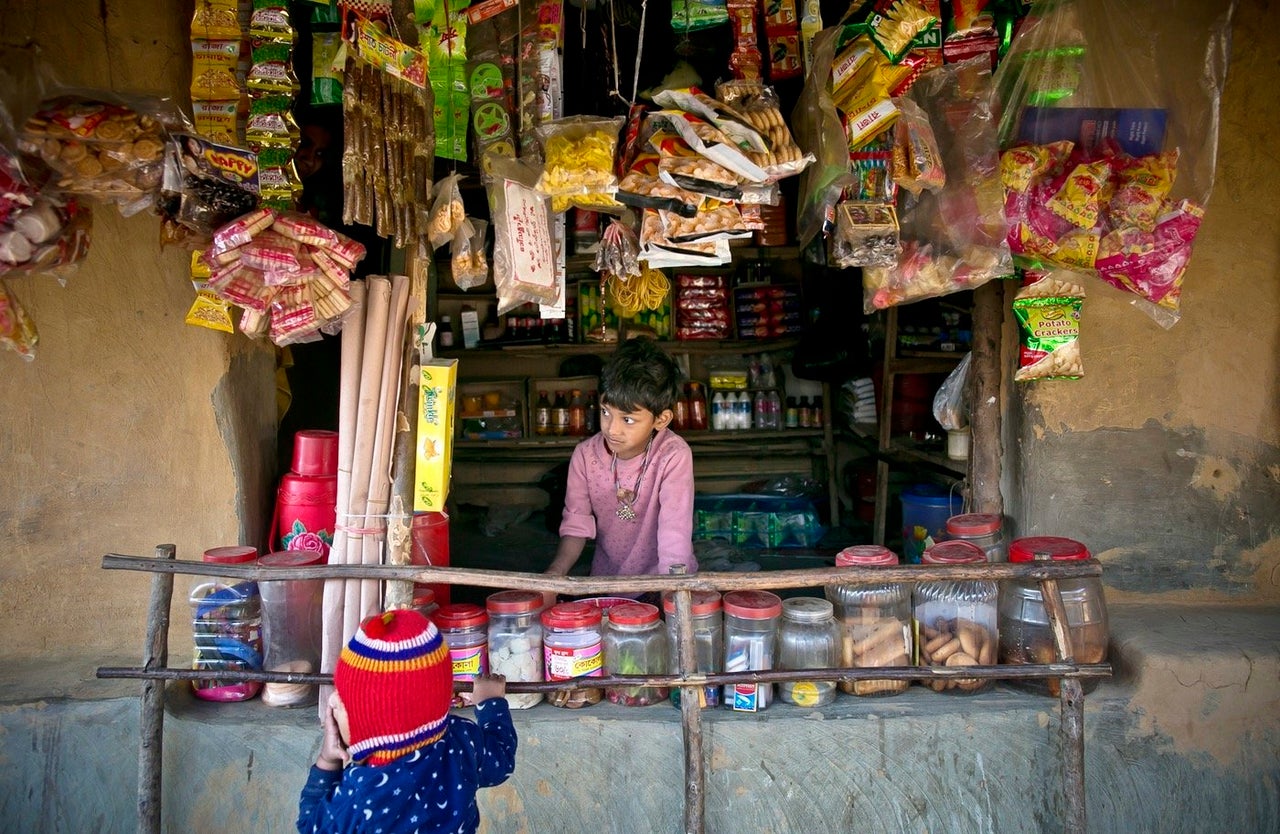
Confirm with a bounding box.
[921,540,986,565]
[259,550,325,568]
[291,429,339,477]
[1009,536,1090,563]
[413,590,436,608]
[723,590,783,620]
[432,603,488,630]
[203,546,258,564]
[662,589,722,617]
[835,545,898,567]
[608,602,660,626]
[541,601,603,629]
[486,590,544,615]
[946,513,1002,537]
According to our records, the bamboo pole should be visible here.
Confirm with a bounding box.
[1041,576,1087,834]
[137,544,175,834]
[672,572,705,834]
[384,315,430,610]
[968,280,1004,515]
[344,277,393,636]
[359,274,412,616]
[322,280,367,711]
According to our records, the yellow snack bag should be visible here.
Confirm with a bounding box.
[191,39,243,101]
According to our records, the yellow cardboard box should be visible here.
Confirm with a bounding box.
[414,358,458,512]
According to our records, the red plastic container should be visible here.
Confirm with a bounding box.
[290,429,338,476]
[411,511,451,607]
[273,473,337,557]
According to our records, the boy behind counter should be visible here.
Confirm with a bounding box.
[544,337,698,583]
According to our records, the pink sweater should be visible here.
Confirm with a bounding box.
[558,430,697,577]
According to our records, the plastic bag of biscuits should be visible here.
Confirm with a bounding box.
[715,79,814,182]
[19,93,187,217]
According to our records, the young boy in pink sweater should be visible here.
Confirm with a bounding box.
[544,337,697,582]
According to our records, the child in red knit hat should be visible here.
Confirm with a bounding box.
[296,609,517,834]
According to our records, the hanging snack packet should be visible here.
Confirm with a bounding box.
[535,116,625,214]
[191,39,244,102]
[616,153,703,218]
[311,32,344,106]
[0,280,38,360]
[1046,157,1113,229]
[486,156,561,310]
[451,217,491,290]
[863,0,939,63]
[831,200,899,268]
[1012,272,1085,382]
[889,96,945,194]
[672,0,729,31]
[1109,149,1179,232]
[428,174,466,250]
[593,217,642,280]
[186,250,236,333]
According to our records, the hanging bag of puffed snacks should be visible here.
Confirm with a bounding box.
[862,57,1012,313]
[535,116,626,214]
[486,155,561,313]
[451,218,490,291]
[993,0,1235,328]
[428,173,466,250]
[1012,269,1087,382]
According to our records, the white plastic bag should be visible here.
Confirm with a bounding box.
[932,352,972,431]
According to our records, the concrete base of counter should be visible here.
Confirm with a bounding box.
[3,604,1277,833]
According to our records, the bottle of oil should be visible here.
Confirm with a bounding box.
[551,390,569,436]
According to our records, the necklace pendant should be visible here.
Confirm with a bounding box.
[616,502,637,522]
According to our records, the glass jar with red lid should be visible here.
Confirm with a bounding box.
[826,545,911,697]
[541,601,604,708]
[433,603,489,707]
[915,540,997,694]
[945,513,1007,562]
[604,602,668,706]
[486,590,545,709]
[999,536,1108,697]
[722,590,782,712]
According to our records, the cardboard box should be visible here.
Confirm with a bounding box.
[456,378,527,440]
[414,359,458,512]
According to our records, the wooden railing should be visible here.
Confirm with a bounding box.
[100,546,1110,834]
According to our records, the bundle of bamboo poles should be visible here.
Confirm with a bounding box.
[320,266,427,691]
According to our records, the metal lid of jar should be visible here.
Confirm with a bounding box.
[203,545,258,564]
[662,589,722,617]
[433,603,489,630]
[922,540,986,564]
[259,550,325,568]
[1009,536,1090,563]
[723,590,783,620]
[608,602,660,626]
[946,513,1002,537]
[486,590,544,615]
[835,545,898,566]
[782,597,834,623]
[541,601,603,629]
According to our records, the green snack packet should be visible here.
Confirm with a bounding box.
[672,0,729,32]
[311,32,343,105]
[1012,293,1084,381]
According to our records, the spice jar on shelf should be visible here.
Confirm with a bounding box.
[777,597,839,707]
[190,545,262,702]
[258,550,325,708]
[999,536,1109,697]
[723,590,782,712]
[433,603,489,707]
[945,513,1007,563]
[826,545,911,697]
[603,602,668,706]
[486,590,544,709]
[664,590,723,709]
[542,601,604,708]
[915,540,997,695]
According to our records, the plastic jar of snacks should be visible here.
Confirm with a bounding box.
[258,550,325,708]
[999,536,1109,697]
[542,601,604,708]
[915,540,997,695]
[722,590,782,712]
[190,545,263,702]
[433,604,489,707]
[945,513,1007,562]
[826,545,911,697]
[486,590,544,710]
[777,597,839,707]
[663,590,723,709]
[604,602,668,706]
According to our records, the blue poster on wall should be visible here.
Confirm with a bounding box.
[1017,107,1168,156]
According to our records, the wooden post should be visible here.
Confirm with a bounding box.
[671,567,705,834]
[968,280,1004,515]
[1040,576,1086,834]
[138,544,175,834]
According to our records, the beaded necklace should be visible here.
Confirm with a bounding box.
[610,435,654,522]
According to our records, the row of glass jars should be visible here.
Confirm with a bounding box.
[428,534,1106,711]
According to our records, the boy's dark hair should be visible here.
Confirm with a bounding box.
[599,336,683,416]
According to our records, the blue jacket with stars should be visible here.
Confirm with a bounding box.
[297,698,518,834]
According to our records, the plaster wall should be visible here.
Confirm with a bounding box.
[0,0,277,661]
[1010,0,1280,603]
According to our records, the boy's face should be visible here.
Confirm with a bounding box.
[600,399,672,460]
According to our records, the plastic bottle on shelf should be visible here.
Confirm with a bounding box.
[438,315,454,349]
[568,389,586,436]
[534,392,552,436]
[551,390,569,436]
[811,396,824,429]
[798,396,812,428]
[734,392,751,430]
[688,382,709,430]
[585,391,599,434]
[785,397,799,428]
[766,390,783,429]
[711,391,727,431]
[753,391,768,430]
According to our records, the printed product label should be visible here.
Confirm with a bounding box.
[731,683,760,712]
[545,642,603,680]
[449,645,487,679]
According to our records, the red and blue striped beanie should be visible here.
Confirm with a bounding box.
[336,609,452,765]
